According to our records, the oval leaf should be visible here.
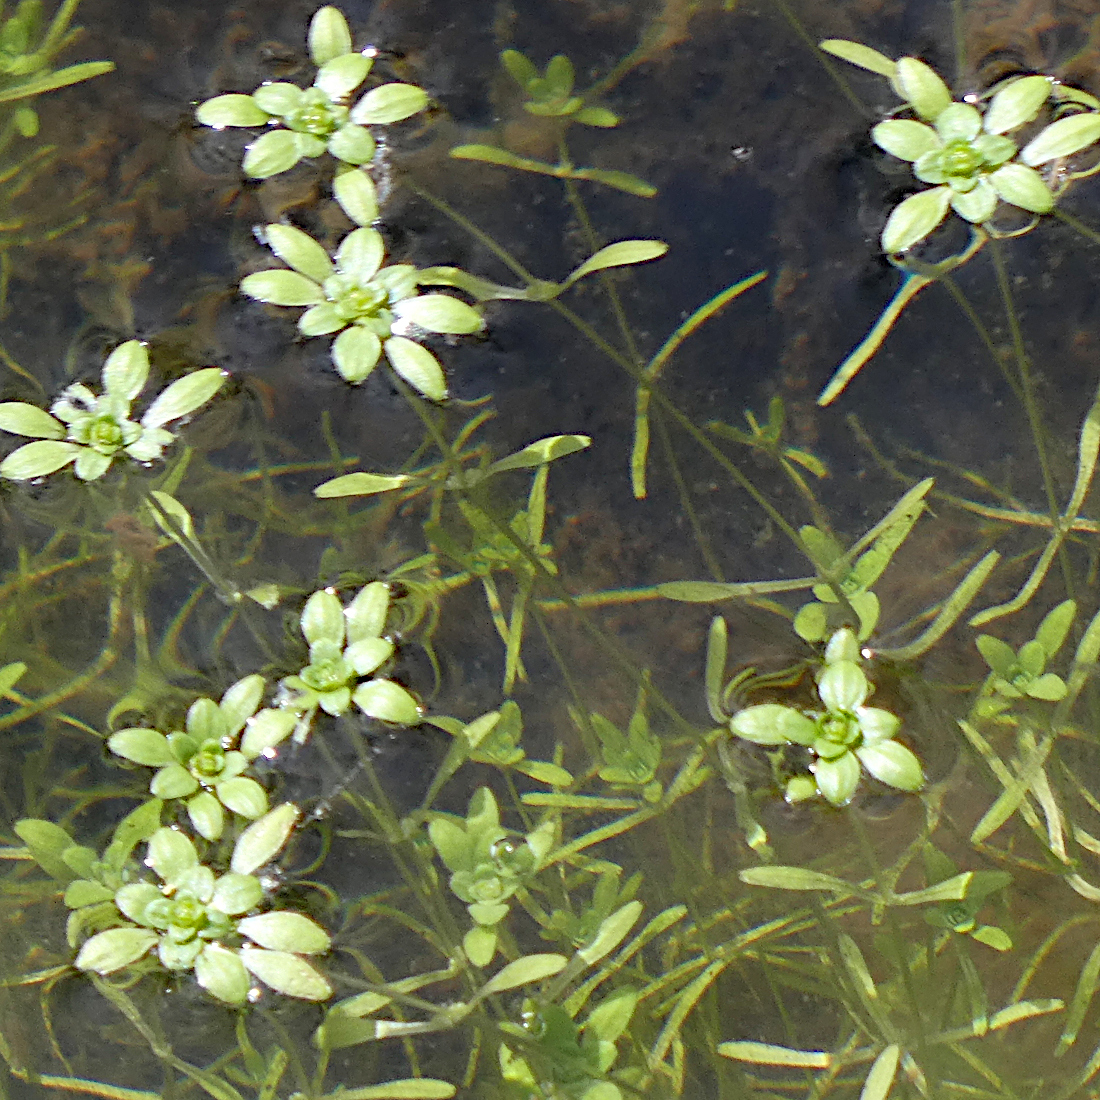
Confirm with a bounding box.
[872,120,940,162]
[989,163,1054,213]
[351,82,430,125]
[75,928,158,974]
[196,93,270,128]
[243,129,303,179]
[0,402,64,440]
[1022,112,1100,165]
[314,471,411,498]
[141,368,226,429]
[488,435,592,475]
[334,166,379,226]
[563,240,668,287]
[481,953,568,996]
[394,294,483,335]
[0,440,80,479]
[241,269,323,307]
[984,75,1051,134]
[880,186,950,252]
[353,678,421,725]
[195,943,251,1005]
[108,728,174,767]
[231,803,299,875]
[895,57,952,120]
[238,912,332,954]
[818,39,896,78]
[309,6,353,66]
[240,946,333,1000]
[263,224,334,283]
[383,336,447,401]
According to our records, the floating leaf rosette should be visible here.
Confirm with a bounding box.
[729,628,924,806]
[278,582,422,738]
[107,676,297,841]
[194,5,428,224]
[0,340,225,481]
[821,40,1100,252]
[74,816,332,1005]
[241,222,483,397]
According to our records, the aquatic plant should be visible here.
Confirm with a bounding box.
[0,339,224,479]
[241,223,483,393]
[9,3,1100,1100]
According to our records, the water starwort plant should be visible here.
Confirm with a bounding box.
[0,340,225,480]
[107,675,297,841]
[278,581,421,736]
[241,223,484,395]
[821,40,1100,253]
[75,816,331,1005]
[729,628,924,805]
[195,6,428,183]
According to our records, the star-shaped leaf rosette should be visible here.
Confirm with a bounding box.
[194,6,427,224]
[821,40,1100,253]
[241,223,483,398]
[729,628,924,806]
[278,582,421,741]
[0,341,225,481]
[107,676,298,841]
[74,809,333,1005]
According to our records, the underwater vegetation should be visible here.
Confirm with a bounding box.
[6,1,1100,1098]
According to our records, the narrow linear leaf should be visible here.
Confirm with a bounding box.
[718,1041,831,1068]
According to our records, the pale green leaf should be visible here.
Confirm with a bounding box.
[345,582,390,641]
[252,83,302,116]
[238,912,331,954]
[871,119,940,161]
[740,866,856,894]
[895,57,952,120]
[241,269,324,306]
[211,872,264,916]
[301,589,344,646]
[0,661,25,694]
[74,448,112,481]
[231,803,299,875]
[881,186,950,252]
[1036,599,1076,658]
[335,226,385,282]
[984,75,1051,134]
[147,490,195,542]
[384,336,447,401]
[818,39,896,78]
[989,163,1054,213]
[309,6,354,66]
[1022,112,1100,165]
[148,827,198,883]
[333,326,382,384]
[328,123,376,165]
[217,776,268,819]
[950,178,997,223]
[562,240,668,288]
[187,791,224,841]
[0,402,64,439]
[108,728,174,767]
[353,678,421,724]
[334,166,379,226]
[334,1082,456,1100]
[0,440,80,479]
[263,224,334,283]
[487,434,591,475]
[102,340,149,402]
[240,946,333,1000]
[394,294,483,335]
[240,708,298,760]
[141,368,225,428]
[75,928,158,974]
[351,82,429,125]
[196,93,270,128]
[464,925,497,966]
[481,954,568,996]
[220,675,265,737]
[578,901,643,965]
[14,819,76,880]
[314,471,411,498]
[243,129,303,179]
[860,1045,899,1100]
[195,943,250,1005]
[893,872,972,905]
[718,1041,831,1068]
[856,740,925,792]
[315,53,371,100]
